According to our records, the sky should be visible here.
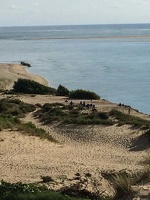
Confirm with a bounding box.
[0,0,150,26]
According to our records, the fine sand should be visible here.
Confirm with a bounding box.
[0,63,48,90]
[0,64,149,199]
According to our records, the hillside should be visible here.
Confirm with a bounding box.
[0,94,150,200]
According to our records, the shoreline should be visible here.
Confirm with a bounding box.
[0,63,149,117]
[0,63,48,90]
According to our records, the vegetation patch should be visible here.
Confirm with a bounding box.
[109,109,150,128]
[0,97,36,118]
[0,114,20,130]
[0,97,56,142]
[0,181,88,200]
[11,79,100,100]
[17,122,57,142]
[13,78,56,94]
[102,171,133,200]
[69,89,100,100]
[34,103,114,126]
[0,113,56,142]
[57,84,70,96]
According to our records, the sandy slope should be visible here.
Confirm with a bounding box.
[0,63,149,198]
[0,63,48,90]
[0,95,149,184]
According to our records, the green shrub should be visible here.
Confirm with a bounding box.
[0,181,89,200]
[57,84,70,96]
[35,103,113,126]
[13,78,56,95]
[109,109,150,128]
[69,89,100,100]
[98,112,109,120]
[0,98,36,118]
[0,114,20,130]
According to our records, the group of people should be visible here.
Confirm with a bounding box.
[65,100,96,110]
[79,101,95,109]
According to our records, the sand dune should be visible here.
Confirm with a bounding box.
[0,63,149,199]
[0,63,48,90]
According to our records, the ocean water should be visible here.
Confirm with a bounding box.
[0,24,150,114]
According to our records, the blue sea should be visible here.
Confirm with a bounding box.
[0,24,150,114]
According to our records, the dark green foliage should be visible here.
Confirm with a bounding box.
[109,109,150,128]
[97,112,109,120]
[13,78,56,94]
[69,89,100,100]
[57,84,70,96]
[0,98,36,118]
[0,181,89,200]
[0,180,44,196]
[42,103,64,110]
[34,103,114,126]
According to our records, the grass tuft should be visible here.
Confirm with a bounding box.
[109,171,133,199]
[109,109,150,128]
[34,103,114,126]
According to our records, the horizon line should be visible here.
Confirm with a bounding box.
[1,22,150,28]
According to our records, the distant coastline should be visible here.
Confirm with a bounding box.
[1,24,150,114]
[0,63,48,90]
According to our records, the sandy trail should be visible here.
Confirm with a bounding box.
[1,94,149,183]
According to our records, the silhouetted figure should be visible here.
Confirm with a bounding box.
[70,101,73,105]
[86,104,90,109]
[128,108,131,114]
[83,101,86,107]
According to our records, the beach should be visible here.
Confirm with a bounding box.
[0,63,150,199]
[0,63,48,90]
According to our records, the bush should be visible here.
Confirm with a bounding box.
[0,181,89,200]
[35,103,113,126]
[109,109,150,128]
[0,98,36,118]
[13,79,56,95]
[57,84,70,96]
[69,89,100,100]
[0,114,20,130]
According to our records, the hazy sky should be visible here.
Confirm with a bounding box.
[0,0,150,26]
